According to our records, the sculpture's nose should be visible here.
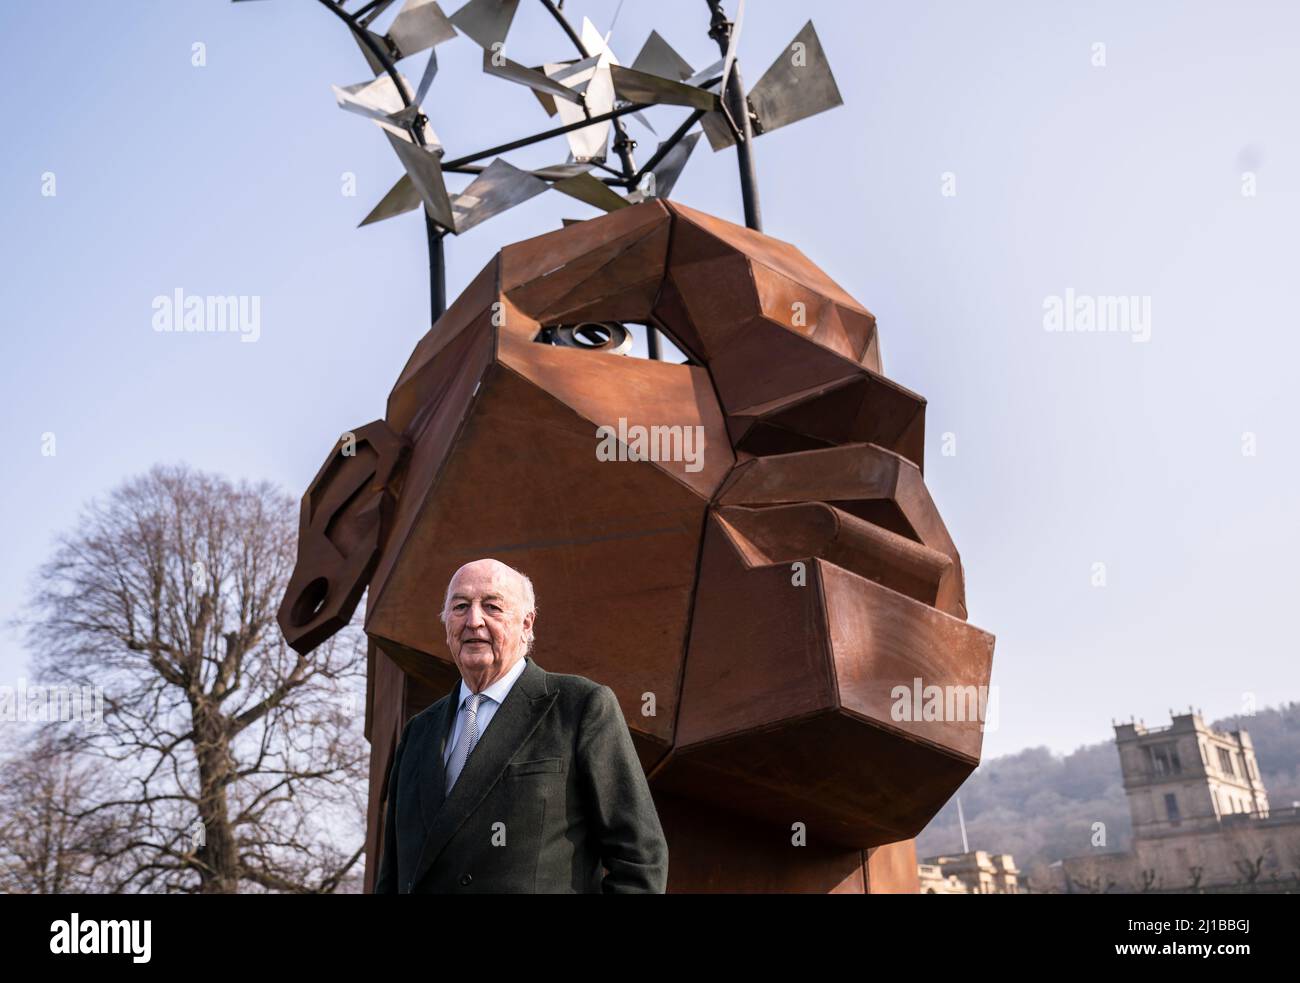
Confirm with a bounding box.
[715,502,953,612]
[713,440,968,619]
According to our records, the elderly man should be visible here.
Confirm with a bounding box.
[374,558,668,893]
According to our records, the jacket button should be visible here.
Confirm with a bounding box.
[460,873,472,886]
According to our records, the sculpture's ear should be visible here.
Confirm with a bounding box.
[278,420,409,654]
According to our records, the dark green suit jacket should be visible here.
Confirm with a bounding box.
[374,656,668,893]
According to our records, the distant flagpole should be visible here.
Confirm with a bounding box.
[957,796,970,854]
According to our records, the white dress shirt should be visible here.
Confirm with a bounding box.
[443,655,529,767]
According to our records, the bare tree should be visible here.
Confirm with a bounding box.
[0,729,120,893]
[1233,855,1264,890]
[14,463,367,893]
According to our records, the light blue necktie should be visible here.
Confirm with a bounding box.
[445,693,484,795]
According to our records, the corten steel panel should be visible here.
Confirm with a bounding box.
[278,199,995,893]
[510,225,670,327]
[500,200,671,321]
[278,420,408,656]
[655,791,869,894]
[731,373,928,473]
[823,561,994,763]
[362,645,404,894]
[387,256,500,433]
[649,275,710,362]
[654,709,977,848]
[718,442,967,617]
[717,503,952,609]
[674,514,837,749]
[369,323,496,611]
[666,200,874,320]
[866,839,922,894]
[496,329,732,499]
[365,365,705,750]
[657,515,989,848]
[709,317,871,417]
[665,254,760,359]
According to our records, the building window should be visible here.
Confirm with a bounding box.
[1165,793,1181,824]
[1154,748,1169,776]
[1199,742,1207,766]
[1147,743,1181,776]
[1217,747,1236,777]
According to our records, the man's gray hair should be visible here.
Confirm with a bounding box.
[440,561,538,654]
[518,571,536,654]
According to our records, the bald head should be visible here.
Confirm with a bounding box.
[440,559,538,692]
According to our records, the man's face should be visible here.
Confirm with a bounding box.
[442,560,534,678]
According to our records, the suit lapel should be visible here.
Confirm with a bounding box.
[417,681,461,831]
[411,657,556,889]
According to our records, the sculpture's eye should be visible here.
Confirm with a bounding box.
[536,321,633,354]
[534,320,695,364]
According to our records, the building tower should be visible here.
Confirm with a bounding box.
[1114,712,1270,838]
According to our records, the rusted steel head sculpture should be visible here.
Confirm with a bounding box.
[278,199,995,888]
[247,0,990,895]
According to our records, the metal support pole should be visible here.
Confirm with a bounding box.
[440,100,657,171]
[315,0,449,322]
[706,1,762,231]
[428,224,446,322]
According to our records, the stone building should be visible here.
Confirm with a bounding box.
[918,862,968,894]
[919,851,1019,894]
[1053,712,1300,893]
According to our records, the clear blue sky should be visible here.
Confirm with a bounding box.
[2,0,1295,759]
